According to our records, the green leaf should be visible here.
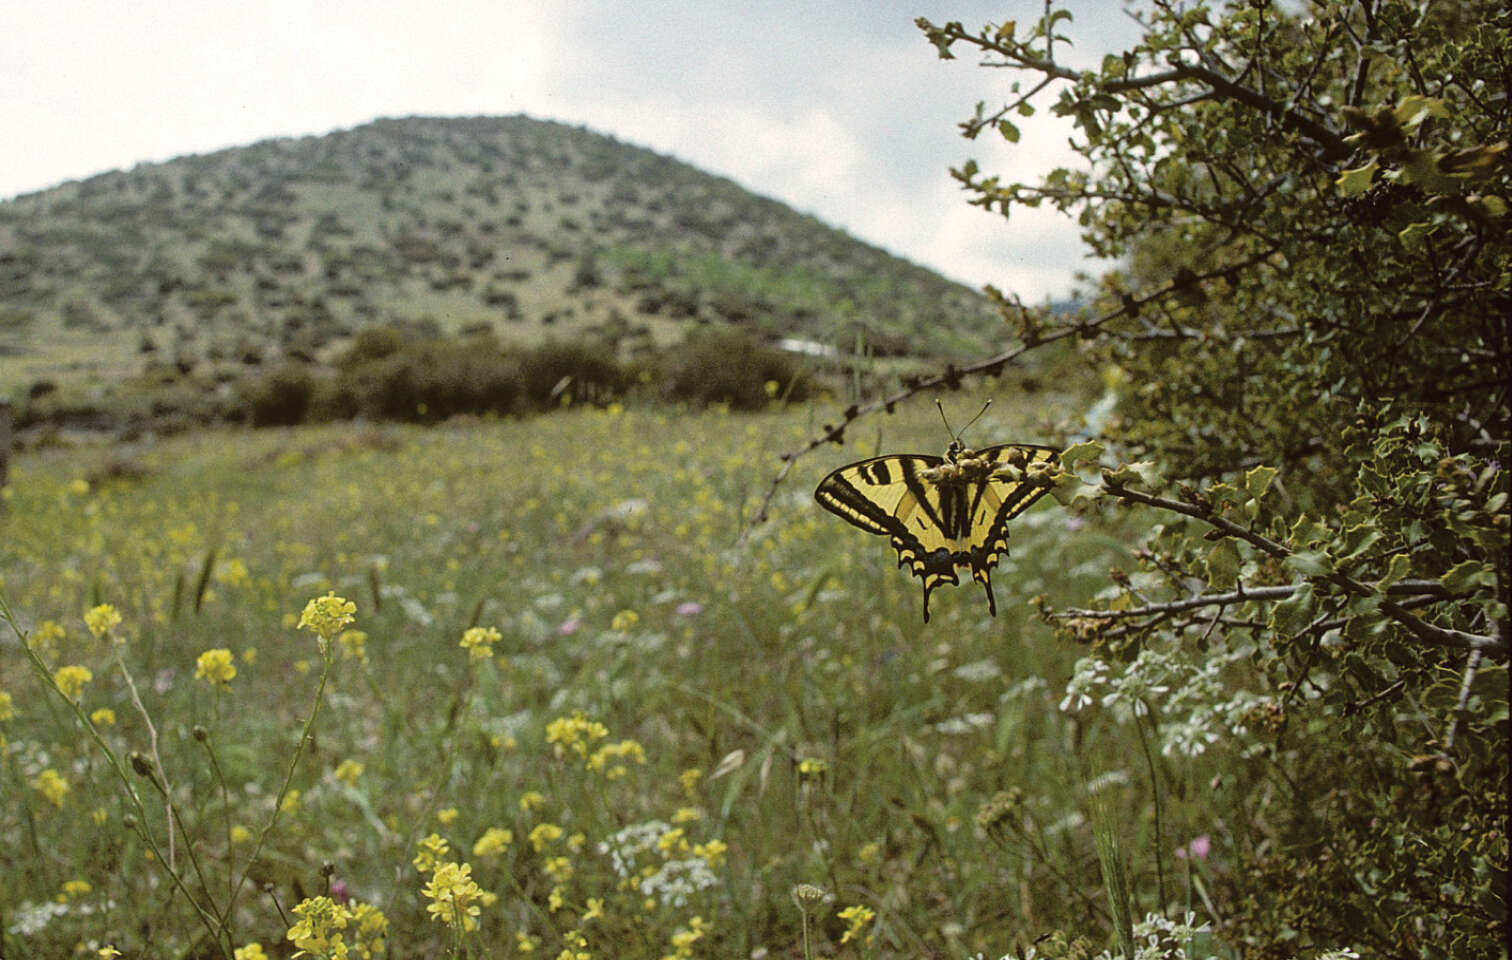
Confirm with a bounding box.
[998,120,1021,143]
[1060,440,1105,471]
[1244,465,1279,499]
[1102,461,1159,488]
[1441,560,1495,595]
[1206,538,1241,590]
[1050,474,1101,507]
[1286,550,1335,577]
[1397,220,1438,246]
[1339,522,1382,560]
[1377,553,1412,590]
[1393,95,1450,129]
[995,19,1016,41]
[1270,583,1317,636]
[1336,160,1379,197]
[1288,514,1330,548]
[1206,482,1242,510]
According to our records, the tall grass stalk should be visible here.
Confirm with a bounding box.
[1091,792,1136,959]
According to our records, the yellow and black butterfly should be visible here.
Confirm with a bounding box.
[814,406,1058,622]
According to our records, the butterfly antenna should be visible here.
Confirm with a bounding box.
[959,400,992,439]
[935,399,955,439]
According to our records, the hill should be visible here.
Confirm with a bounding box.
[0,115,1007,423]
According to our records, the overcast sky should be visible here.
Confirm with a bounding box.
[2,1,1139,302]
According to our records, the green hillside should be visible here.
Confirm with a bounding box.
[0,115,1005,422]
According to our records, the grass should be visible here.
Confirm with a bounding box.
[0,397,1226,959]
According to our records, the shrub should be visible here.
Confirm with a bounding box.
[658,328,809,409]
[241,363,316,427]
[518,340,628,409]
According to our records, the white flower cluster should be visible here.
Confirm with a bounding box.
[1060,644,1274,758]
[967,913,1356,960]
[638,856,719,908]
[598,819,671,878]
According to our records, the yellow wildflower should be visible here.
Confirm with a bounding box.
[233,944,267,960]
[336,630,368,664]
[53,664,92,700]
[583,897,605,922]
[333,758,364,786]
[519,790,545,812]
[281,789,301,813]
[98,948,123,959]
[672,806,702,824]
[516,931,539,952]
[679,767,702,798]
[0,690,14,722]
[838,904,876,944]
[610,609,639,631]
[90,707,116,726]
[414,833,450,873]
[297,592,357,647]
[421,861,486,929]
[59,879,91,900]
[84,604,122,640]
[529,822,564,851]
[230,825,252,844]
[547,884,566,913]
[437,806,459,826]
[546,711,609,759]
[349,900,389,959]
[285,896,348,958]
[459,625,501,660]
[194,648,237,685]
[472,827,513,857]
[798,757,828,780]
[30,620,65,657]
[693,838,728,868]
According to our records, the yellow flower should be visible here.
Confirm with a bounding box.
[529,822,564,852]
[672,806,702,824]
[547,884,565,912]
[583,897,605,922]
[472,827,513,857]
[333,758,364,786]
[516,931,539,952]
[30,620,65,657]
[798,757,828,780]
[98,947,123,959]
[297,592,357,646]
[32,768,69,807]
[679,767,702,798]
[421,861,487,929]
[91,808,108,826]
[241,647,258,665]
[349,900,389,959]
[544,855,572,883]
[336,630,368,664]
[230,825,252,844]
[437,806,459,826]
[84,604,122,640]
[0,690,13,722]
[53,664,92,700]
[610,609,639,631]
[693,838,728,868]
[459,625,501,660]
[59,879,91,900]
[519,790,545,812]
[233,944,267,960]
[68,477,90,495]
[546,711,609,759]
[90,707,116,726]
[286,896,349,958]
[194,648,237,685]
[281,789,301,813]
[414,833,450,873]
[838,904,876,943]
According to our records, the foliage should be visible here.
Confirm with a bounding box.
[657,327,812,410]
[913,0,1508,954]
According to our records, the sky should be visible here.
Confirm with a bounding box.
[2,1,1140,302]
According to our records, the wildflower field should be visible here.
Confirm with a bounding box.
[2,397,1224,959]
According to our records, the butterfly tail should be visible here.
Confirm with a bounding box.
[981,572,997,617]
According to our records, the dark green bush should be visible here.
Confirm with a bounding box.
[241,363,316,426]
[657,328,809,409]
[517,340,628,409]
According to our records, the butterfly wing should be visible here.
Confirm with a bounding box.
[815,444,1059,621]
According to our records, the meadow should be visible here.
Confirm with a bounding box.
[3,397,1239,959]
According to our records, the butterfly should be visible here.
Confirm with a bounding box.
[814,408,1058,622]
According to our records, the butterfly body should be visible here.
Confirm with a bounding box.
[815,441,1058,622]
